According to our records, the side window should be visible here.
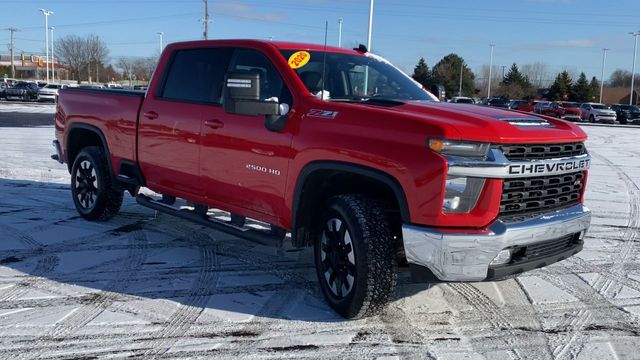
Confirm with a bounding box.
[229,49,290,104]
[161,47,231,104]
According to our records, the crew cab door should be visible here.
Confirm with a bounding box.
[138,47,232,198]
[200,48,294,218]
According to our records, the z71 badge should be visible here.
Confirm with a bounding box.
[307,109,338,119]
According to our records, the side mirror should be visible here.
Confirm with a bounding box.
[223,72,279,117]
[223,72,288,132]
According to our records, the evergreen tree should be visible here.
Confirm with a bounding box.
[547,71,573,101]
[499,63,533,99]
[412,58,431,88]
[570,72,592,102]
[431,54,475,98]
[501,63,530,87]
[589,77,601,102]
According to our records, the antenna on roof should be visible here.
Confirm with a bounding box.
[320,20,328,101]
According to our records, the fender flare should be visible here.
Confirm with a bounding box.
[66,123,113,174]
[291,161,411,233]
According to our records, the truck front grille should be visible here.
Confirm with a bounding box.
[497,142,585,161]
[499,172,584,221]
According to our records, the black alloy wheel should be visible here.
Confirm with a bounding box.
[319,217,357,299]
[74,160,99,211]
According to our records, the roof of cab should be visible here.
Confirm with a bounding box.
[168,39,363,55]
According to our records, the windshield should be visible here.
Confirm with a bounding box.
[280,50,432,102]
[561,102,578,107]
[592,104,608,110]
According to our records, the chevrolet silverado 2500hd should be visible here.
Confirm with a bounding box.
[53,40,591,318]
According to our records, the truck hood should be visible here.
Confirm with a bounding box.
[368,100,587,144]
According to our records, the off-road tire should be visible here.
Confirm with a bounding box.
[70,146,123,221]
[314,194,397,319]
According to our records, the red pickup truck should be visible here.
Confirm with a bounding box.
[53,39,592,318]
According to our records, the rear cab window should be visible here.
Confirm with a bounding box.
[160,47,232,104]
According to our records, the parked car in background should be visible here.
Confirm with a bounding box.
[507,100,528,109]
[449,96,474,104]
[547,102,582,121]
[0,81,8,99]
[5,81,40,102]
[580,103,617,124]
[482,97,510,108]
[610,104,640,124]
[511,100,539,113]
[39,83,67,102]
[133,85,148,91]
[534,101,551,114]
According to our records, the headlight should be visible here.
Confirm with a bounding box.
[443,175,485,213]
[428,139,490,159]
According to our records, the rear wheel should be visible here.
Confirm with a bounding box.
[589,114,595,123]
[314,195,397,319]
[70,146,123,221]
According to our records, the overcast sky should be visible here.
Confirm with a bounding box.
[3,0,640,80]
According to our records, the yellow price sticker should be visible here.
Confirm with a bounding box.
[288,51,311,69]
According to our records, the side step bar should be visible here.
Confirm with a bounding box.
[136,194,287,247]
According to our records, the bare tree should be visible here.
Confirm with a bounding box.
[521,62,551,88]
[132,57,157,82]
[607,69,640,87]
[55,34,109,82]
[85,34,109,83]
[116,57,135,85]
[56,35,90,81]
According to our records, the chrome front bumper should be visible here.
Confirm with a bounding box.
[402,204,591,281]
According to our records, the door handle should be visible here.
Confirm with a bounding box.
[143,111,159,120]
[204,119,224,129]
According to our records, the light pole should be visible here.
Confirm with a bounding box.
[50,26,55,83]
[630,31,640,105]
[600,48,609,103]
[338,18,343,48]
[488,44,495,98]
[364,0,374,94]
[39,8,53,83]
[157,32,164,53]
[366,0,374,51]
[459,60,463,96]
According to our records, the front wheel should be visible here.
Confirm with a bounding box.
[589,114,595,123]
[314,195,397,319]
[70,146,123,221]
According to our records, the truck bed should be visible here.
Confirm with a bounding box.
[56,87,145,174]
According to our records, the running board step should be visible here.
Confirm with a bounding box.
[136,194,286,247]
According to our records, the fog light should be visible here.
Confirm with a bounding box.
[443,176,485,213]
[490,249,512,265]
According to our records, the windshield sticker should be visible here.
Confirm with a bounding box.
[288,51,311,69]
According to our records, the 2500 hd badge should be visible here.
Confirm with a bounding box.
[509,158,590,175]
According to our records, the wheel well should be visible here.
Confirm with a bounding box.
[66,127,106,172]
[292,166,407,253]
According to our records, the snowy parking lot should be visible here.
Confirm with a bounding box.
[0,121,639,359]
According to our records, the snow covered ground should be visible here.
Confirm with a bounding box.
[0,125,639,359]
[0,102,56,114]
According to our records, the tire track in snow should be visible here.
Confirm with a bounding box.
[18,229,148,360]
[133,223,220,359]
[0,224,59,303]
[448,282,555,360]
[545,150,639,359]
